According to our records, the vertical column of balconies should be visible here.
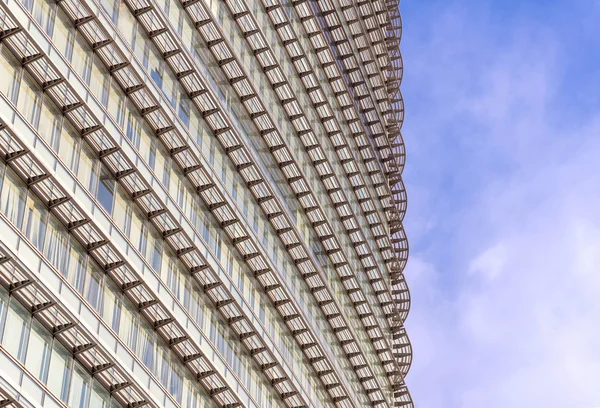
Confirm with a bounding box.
[336,0,393,121]
[306,0,407,230]
[318,0,392,134]
[370,1,412,406]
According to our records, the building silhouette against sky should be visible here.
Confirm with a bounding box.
[0,0,411,406]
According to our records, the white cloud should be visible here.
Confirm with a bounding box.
[400,1,600,407]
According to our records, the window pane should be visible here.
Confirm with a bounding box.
[58,122,80,172]
[89,380,110,408]
[68,365,91,408]
[25,319,52,383]
[96,170,115,214]
[16,71,41,128]
[23,195,48,251]
[84,265,103,312]
[47,341,72,402]
[43,216,69,272]
[64,239,87,292]
[0,168,27,229]
[0,46,20,103]
[2,298,30,362]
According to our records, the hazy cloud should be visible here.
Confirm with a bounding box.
[401,1,600,407]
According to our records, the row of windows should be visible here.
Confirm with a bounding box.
[0,288,121,408]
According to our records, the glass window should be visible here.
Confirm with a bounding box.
[99,0,118,23]
[101,279,121,333]
[65,238,87,293]
[108,80,125,128]
[2,298,30,363]
[38,96,62,151]
[43,216,69,272]
[77,144,98,193]
[178,94,190,127]
[58,122,80,172]
[96,169,115,214]
[89,56,110,107]
[0,168,27,229]
[0,289,7,340]
[47,340,72,402]
[31,0,55,36]
[17,71,41,128]
[71,33,92,84]
[112,184,131,234]
[68,364,91,408]
[25,319,52,383]
[52,9,74,61]
[0,46,21,103]
[84,265,103,312]
[117,1,136,45]
[89,381,110,408]
[23,194,48,251]
[137,321,155,372]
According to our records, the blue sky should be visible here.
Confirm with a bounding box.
[401,1,600,407]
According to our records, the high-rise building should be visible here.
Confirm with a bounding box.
[0,0,411,406]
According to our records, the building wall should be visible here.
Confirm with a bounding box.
[0,0,411,406]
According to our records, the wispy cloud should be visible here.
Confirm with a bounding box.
[401,1,600,407]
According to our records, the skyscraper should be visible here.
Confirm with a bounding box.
[0,0,411,406]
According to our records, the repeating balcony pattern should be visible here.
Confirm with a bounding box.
[0,0,412,406]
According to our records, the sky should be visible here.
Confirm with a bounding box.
[400,1,600,407]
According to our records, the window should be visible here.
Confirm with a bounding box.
[0,46,21,103]
[65,239,87,293]
[23,194,48,251]
[77,144,98,193]
[89,381,111,408]
[52,9,74,61]
[99,0,118,23]
[25,319,52,383]
[178,94,190,127]
[68,365,91,408]
[31,0,55,36]
[96,169,115,214]
[38,96,62,151]
[58,122,80,172]
[0,168,27,229]
[2,298,30,363]
[85,265,103,312]
[43,216,69,272]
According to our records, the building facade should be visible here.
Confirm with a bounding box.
[0,0,411,406]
